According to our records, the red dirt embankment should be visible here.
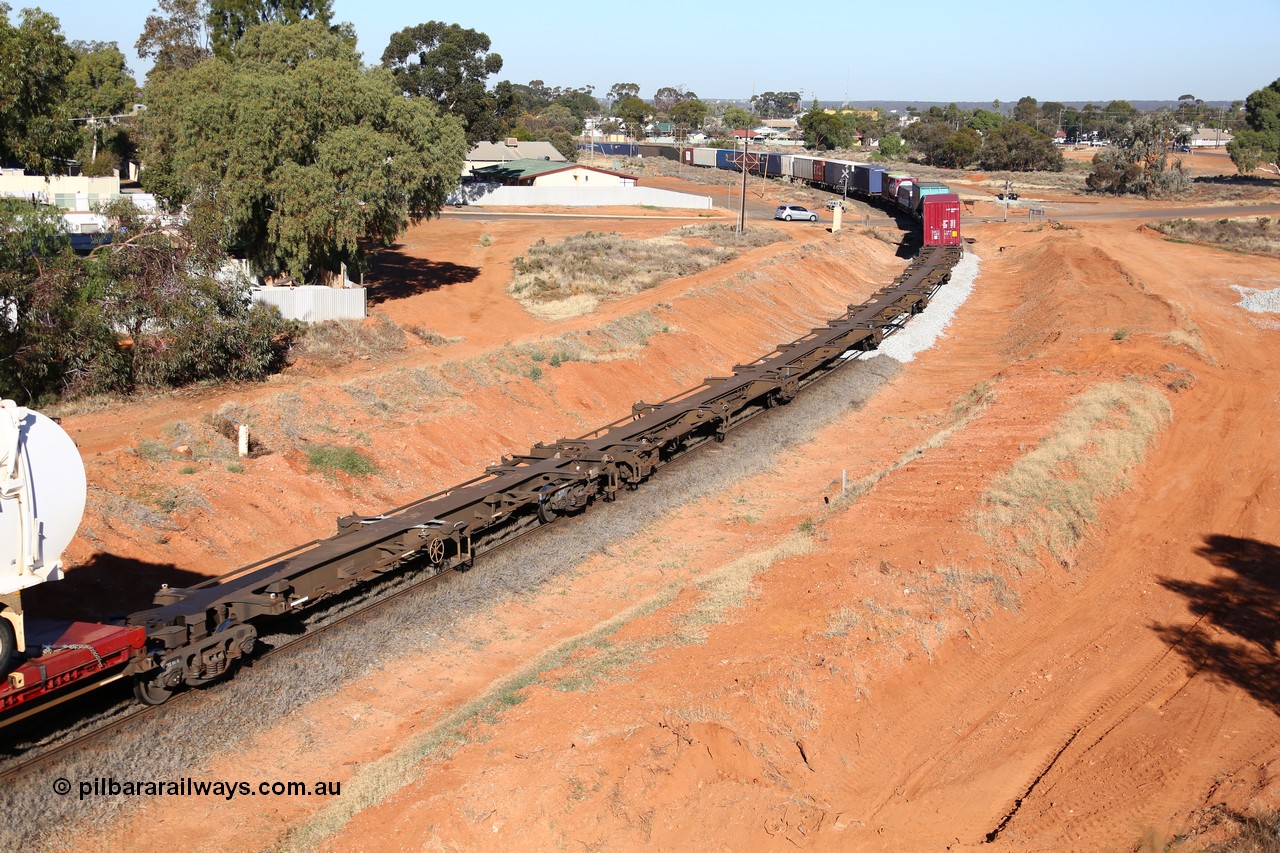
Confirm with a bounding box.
[55,206,1280,851]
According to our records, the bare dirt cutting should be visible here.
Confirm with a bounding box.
[32,181,1280,851]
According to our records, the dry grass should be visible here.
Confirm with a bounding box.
[1201,809,1280,852]
[1151,216,1280,256]
[292,315,406,367]
[669,223,786,248]
[508,225,783,319]
[676,534,813,644]
[510,230,728,304]
[830,379,998,512]
[977,379,1172,569]
[280,583,679,852]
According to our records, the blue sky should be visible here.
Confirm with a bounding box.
[13,0,1277,102]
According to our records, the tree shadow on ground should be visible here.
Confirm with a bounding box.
[1191,173,1278,187]
[365,245,479,305]
[21,553,210,622]
[1154,534,1280,714]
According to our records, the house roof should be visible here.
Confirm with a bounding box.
[466,140,567,163]
[470,159,637,183]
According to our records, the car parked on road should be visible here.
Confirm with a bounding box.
[775,205,818,222]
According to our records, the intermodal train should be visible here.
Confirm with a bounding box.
[584,142,962,248]
[1,147,964,727]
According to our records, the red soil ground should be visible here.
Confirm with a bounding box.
[43,176,1280,850]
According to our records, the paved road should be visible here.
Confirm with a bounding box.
[1047,202,1280,221]
[973,202,1280,224]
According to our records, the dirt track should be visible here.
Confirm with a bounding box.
[33,174,1280,850]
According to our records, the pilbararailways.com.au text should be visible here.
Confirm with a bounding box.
[54,776,342,801]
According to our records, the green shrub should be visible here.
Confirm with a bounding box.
[306,445,376,477]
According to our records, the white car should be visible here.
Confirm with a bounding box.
[775,205,818,222]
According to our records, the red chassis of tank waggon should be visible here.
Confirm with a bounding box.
[1,623,146,720]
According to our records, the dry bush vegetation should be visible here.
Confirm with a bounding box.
[509,226,786,320]
[1151,217,1280,256]
[291,315,407,367]
[977,379,1172,570]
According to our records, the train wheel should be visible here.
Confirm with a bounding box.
[0,618,14,676]
[424,536,446,565]
[133,674,175,706]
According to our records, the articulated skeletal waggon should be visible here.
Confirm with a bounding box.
[2,243,962,720]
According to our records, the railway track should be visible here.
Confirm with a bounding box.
[1,245,962,776]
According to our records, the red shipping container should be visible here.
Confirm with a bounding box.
[922,193,962,246]
[682,147,693,164]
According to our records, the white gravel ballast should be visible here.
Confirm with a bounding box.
[867,249,981,363]
[1231,284,1280,314]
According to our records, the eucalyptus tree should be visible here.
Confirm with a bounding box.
[141,20,467,282]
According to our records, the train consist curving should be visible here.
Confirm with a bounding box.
[587,142,963,247]
[1,159,964,725]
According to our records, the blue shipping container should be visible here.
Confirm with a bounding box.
[824,159,855,191]
[853,164,886,195]
[715,148,738,170]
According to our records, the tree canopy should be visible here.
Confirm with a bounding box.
[721,105,754,131]
[0,4,77,172]
[141,20,467,282]
[799,105,854,150]
[207,0,332,57]
[978,122,1064,172]
[653,85,696,114]
[614,96,651,140]
[135,0,212,74]
[64,41,139,174]
[751,91,799,119]
[1228,78,1280,176]
[607,82,639,105]
[382,21,503,143]
[0,198,294,403]
[1086,112,1189,197]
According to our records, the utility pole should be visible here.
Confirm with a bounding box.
[738,133,749,234]
[1004,179,1010,222]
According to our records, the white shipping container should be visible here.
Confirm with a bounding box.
[791,156,814,181]
[692,147,717,167]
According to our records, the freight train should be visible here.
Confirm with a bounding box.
[582,142,962,248]
[1,153,965,727]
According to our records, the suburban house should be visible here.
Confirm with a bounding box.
[469,159,637,188]
[462,139,566,175]
[0,168,122,210]
[1184,127,1234,148]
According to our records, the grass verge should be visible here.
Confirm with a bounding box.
[306,445,376,477]
[282,529,815,849]
[976,379,1171,569]
[509,226,784,319]
[1150,216,1280,256]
